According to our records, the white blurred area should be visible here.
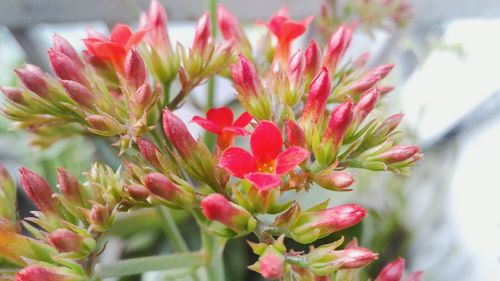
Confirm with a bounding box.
[400,20,500,280]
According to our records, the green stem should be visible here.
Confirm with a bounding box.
[156,206,189,253]
[95,251,205,278]
[162,81,172,108]
[201,229,226,281]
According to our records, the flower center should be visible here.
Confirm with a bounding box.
[257,161,276,173]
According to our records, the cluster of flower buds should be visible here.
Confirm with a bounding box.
[0,1,423,280]
[0,163,124,280]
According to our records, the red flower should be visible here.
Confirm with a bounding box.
[192,107,253,149]
[264,7,313,67]
[219,121,309,191]
[83,24,146,73]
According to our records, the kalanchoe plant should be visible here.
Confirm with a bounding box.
[0,1,423,280]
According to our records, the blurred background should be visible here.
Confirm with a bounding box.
[1,0,500,280]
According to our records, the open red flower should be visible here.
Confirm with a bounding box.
[264,7,313,67]
[83,24,146,73]
[219,121,309,191]
[192,107,253,150]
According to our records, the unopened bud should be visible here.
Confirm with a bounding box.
[231,54,262,97]
[143,173,194,207]
[285,120,306,148]
[48,229,83,253]
[137,138,162,169]
[353,88,379,127]
[287,48,305,88]
[126,184,150,201]
[406,271,424,281]
[368,64,394,80]
[324,25,352,74]
[375,257,405,281]
[135,83,153,108]
[201,193,256,234]
[304,40,321,78]
[217,5,249,51]
[347,75,379,95]
[192,12,211,53]
[162,109,197,159]
[52,34,83,68]
[373,145,422,164]
[19,167,55,213]
[56,168,82,205]
[301,67,332,124]
[0,86,24,104]
[60,80,94,108]
[48,49,87,86]
[15,266,72,281]
[86,115,123,135]
[15,65,48,98]
[124,49,147,89]
[315,171,355,191]
[89,204,110,227]
[259,252,284,280]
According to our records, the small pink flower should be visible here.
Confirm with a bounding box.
[259,252,284,280]
[192,107,253,150]
[219,121,309,191]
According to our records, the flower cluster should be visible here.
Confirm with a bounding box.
[0,1,422,280]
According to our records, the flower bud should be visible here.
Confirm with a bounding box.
[15,266,74,281]
[324,25,352,74]
[287,48,305,86]
[369,113,404,144]
[290,204,366,244]
[285,119,306,148]
[375,257,405,281]
[192,12,211,53]
[304,40,321,79]
[406,271,424,281]
[379,86,394,95]
[86,115,123,136]
[15,64,48,98]
[353,88,379,126]
[56,168,82,205]
[143,173,194,207]
[137,137,162,169]
[147,0,171,46]
[19,167,55,213]
[372,145,422,164]
[0,86,24,104]
[217,5,250,54]
[301,67,332,124]
[201,193,256,233]
[314,171,355,191]
[124,49,147,89]
[162,109,197,159]
[48,49,88,86]
[48,229,83,253]
[259,252,284,280]
[89,204,110,227]
[60,80,94,108]
[135,83,153,109]
[125,184,150,201]
[318,101,353,165]
[52,34,83,68]
[369,64,394,80]
[354,52,370,68]
[347,75,379,95]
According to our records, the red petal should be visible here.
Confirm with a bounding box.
[219,147,256,178]
[207,107,233,127]
[251,121,283,164]
[244,172,281,192]
[275,146,309,174]
[268,16,287,37]
[126,29,147,49]
[279,21,306,42]
[110,24,133,45]
[92,42,127,61]
[222,126,247,136]
[191,116,221,134]
[233,112,253,127]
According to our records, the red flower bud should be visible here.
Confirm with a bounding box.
[143,173,178,200]
[135,84,153,108]
[347,75,379,95]
[217,5,245,43]
[335,247,378,269]
[354,88,380,125]
[124,49,147,89]
[378,86,394,95]
[369,64,394,80]
[16,266,68,281]
[19,167,55,213]
[86,115,122,134]
[48,228,83,253]
[15,64,48,98]
[60,80,94,108]
[201,193,256,233]
[375,145,422,164]
[375,257,405,281]
[126,185,150,201]
[137,138,162,169]
[192,12,211,53]
[231,54,262,97]
[314,171,355,191]
[285,119,306,148]
[324,25,352,74]
[0,86,24,104]
[162,109,197,159]
[287,48,305,87]
[304,40,321,78]
[259,252,284,280]
[56,168,82,204]
[322,101,353,150]
[48,49,88,86]
[302,67,332,123]
[89,204,109,226]
[406,271,424,281]
[354,52,370,68]
[52,34,83,68]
